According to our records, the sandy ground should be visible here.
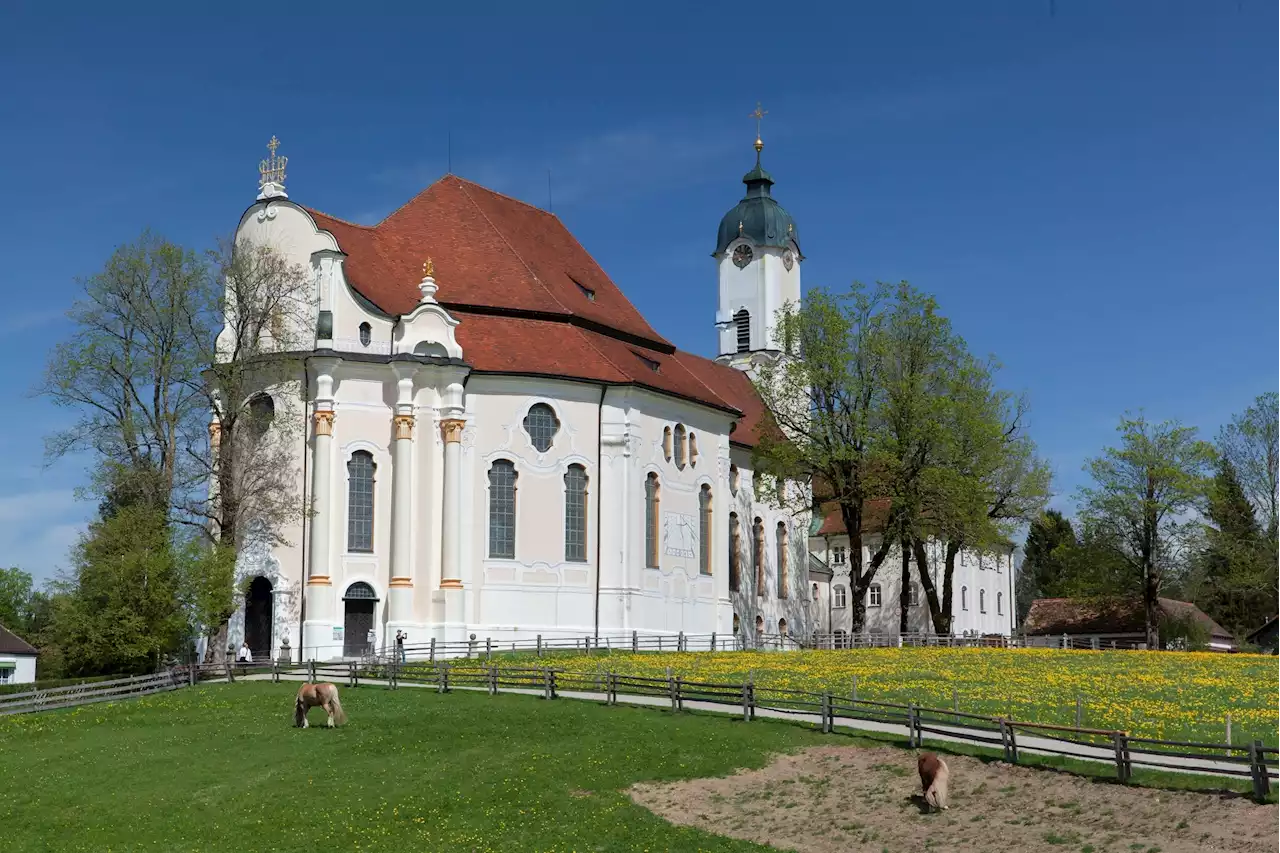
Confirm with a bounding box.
[630,746,1278,853]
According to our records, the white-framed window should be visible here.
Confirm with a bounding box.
[868,583,882,608]
[645,473,661,568]
[832,545,846,565]
[674,424,687,468]
[979,589,987,613]
[833,585,848,608]
[662,426,673,462]
[488,459,518,558]
[523,403,560,453]
[908,584,920,607]
[0,667,11,684]
[961,586,968,611]
[698,484,713,576]
[358,322,372,347]
[563,464,588,563]
[346,450,376,553]
[996,591,1003,615]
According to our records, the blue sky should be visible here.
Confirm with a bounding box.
[1,1,1274,584]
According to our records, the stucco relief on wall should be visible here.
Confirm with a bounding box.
[662,511,698,559]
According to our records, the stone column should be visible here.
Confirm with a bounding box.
[302,407,335,659]
[439,418,465,589]
[386,412,416,629]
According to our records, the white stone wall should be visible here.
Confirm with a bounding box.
[811,535,1015,638]
[0,655,36,685]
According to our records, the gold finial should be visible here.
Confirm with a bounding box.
[423,258,435,278]
[259,135,287,190]
[738,221,744,236]
[750,102,767,153]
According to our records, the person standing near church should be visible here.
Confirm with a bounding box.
[395,630,406,664]
[366,627,376,658]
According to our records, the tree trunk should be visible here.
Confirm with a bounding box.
[849,538,894,633]
[1143,469,1160,649]
[914,539,956,636]
[898,540,911,634]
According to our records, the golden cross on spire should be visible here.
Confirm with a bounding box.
[750,102,767,152]
[259,135,287,189]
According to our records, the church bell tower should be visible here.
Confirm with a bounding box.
[714,104,801,374]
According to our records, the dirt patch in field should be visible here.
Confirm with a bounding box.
[630,746,1278,853]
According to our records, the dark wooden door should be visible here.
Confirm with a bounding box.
[244,577,274,659]
[343,601,374,657]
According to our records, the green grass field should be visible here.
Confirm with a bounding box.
[0,682,830,852]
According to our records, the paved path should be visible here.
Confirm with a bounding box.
[217,669,1273,784]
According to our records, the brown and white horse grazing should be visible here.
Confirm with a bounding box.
[294,682,347,728]
[918,752,950,812]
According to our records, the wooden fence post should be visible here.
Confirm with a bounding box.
[999,720,1013,763]
[710,632,717,652]
[741,682,751,722]
[549,669,558,699]
[536,634,542,657]
[658,635,664,652]
[350,661,357,688]
[675,676,684,712]
[1249,740,1270,802]
[439,662,450,694]
[678,631,685,652]
[308,660,316,683]
[1112,733,1131,783]
[486,637,492,660]
[908,704,918,748]
[1226,713,1233,753]
[821,692,832,733]
[429,637,436,663]
[748,679,756,721]
[632,630,638,653]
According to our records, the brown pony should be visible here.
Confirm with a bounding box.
[917,752,950,812]
[294,682,347,728]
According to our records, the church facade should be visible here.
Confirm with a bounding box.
[227,137,811,661]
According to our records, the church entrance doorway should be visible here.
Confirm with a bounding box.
[342,582,378,657]
[244,577,273,660]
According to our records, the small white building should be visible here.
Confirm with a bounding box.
[808,503,1017,641]
[224,135,812,660]
[0,624,38,685]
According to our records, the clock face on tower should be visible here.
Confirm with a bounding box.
[732,244,753,269]
[783,249,795,271]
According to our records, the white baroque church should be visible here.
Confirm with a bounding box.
[227,134,813,661]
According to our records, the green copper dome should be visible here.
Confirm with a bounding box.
[715,150,800,256]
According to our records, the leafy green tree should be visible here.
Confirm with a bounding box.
[1217,392,1278,536]
[1076,414,1215,648]
[46,506,185,675]
[1186,457,1277,637]
[0,567,34,635]
[1016,510,1077,617]
[752,283,900,633]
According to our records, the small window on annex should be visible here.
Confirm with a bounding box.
[833,585,847,608]
[523,404,560,453]
[358,322,372,347]
[673,424,687,468]
[868,583,882,608]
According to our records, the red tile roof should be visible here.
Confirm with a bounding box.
[0,623,37,655]
[816,500,893,536]
[303,175,775,444]
[1024,597,1234,641]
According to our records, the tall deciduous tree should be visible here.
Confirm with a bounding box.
[1217,392,1279,536]
[1075,414,1214,648]
[752,283,898,634]
[0,567,35,636]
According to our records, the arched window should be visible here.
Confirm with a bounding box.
[729,464,740,495]
[979,589,987,613]
[778,618,788,636]
[734,308,750,353]
[662,426,672,462]
[358,322,371,347]
[699,484,712,575]
[961,586,968,611]
[564,464,587,562]
[346,451,376,553]
[523,404,560,452]
[488,459,517,558]
[247,393,274,440]
[645,473,660,568]
[752,517,765,596]
[908,584,920,607]
[728,512,741,591]
[733,613,740,633]
[754,614,764,635]
[812,583,819,603]
[868,584,882,608]
[997,591,1004,615]
[833,585,847,608]
[674,424,686,468]
[688,432,698,466]
[776,521,789,599]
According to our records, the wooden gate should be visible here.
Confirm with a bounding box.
[342,582,378,657]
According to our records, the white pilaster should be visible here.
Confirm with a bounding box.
[302,359,340,660]
[387,365,418,632]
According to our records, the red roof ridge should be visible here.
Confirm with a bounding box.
[450,179,573,318]
[449,174,561,220]
[304,206,376,230]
